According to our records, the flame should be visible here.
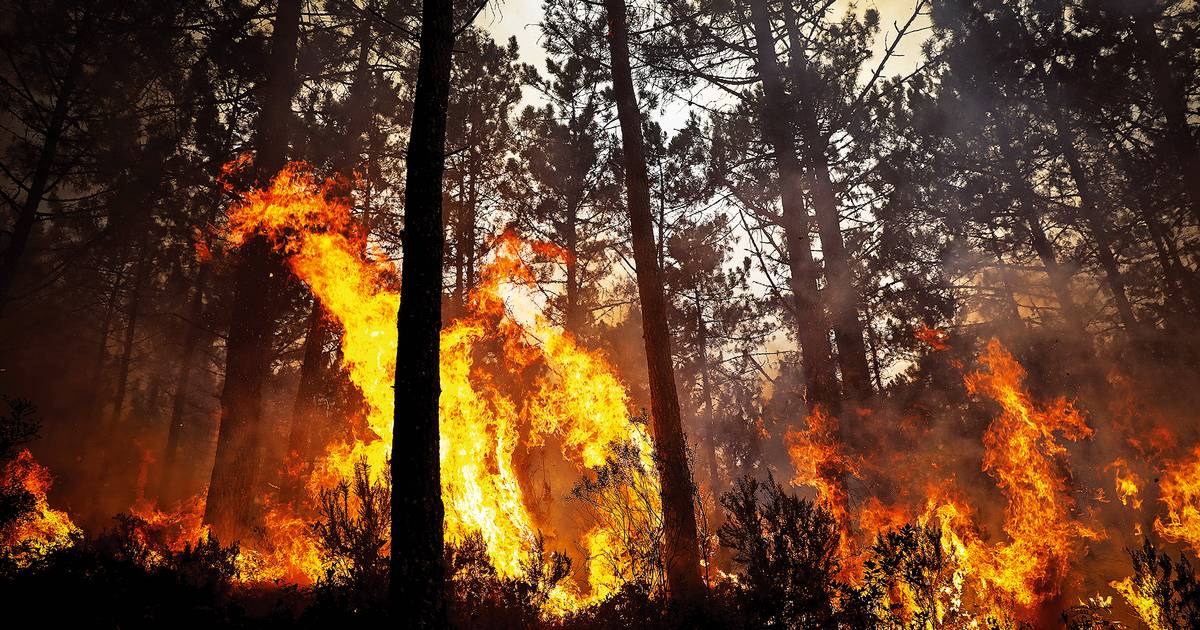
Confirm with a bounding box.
[1107,459,1143,511]
[219,162,657,608]
[1153,446,1200,552]
[927,339,1099,612]
[0,450,78,566]
[1110,574,1167,630]
[785,407,858,572]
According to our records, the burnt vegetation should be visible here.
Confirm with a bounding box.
[2,0,1200,628]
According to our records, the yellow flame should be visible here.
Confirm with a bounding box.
[220,163,658,608]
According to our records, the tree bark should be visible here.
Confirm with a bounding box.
[205,0,301,539]
[747,0,840,410]
[284,17,373,491]
[780,0,873,402]
[390,0,453,623]
[160,262,210,503]
[108,237,152,427]
[694,289,719,492]
[604,0,705,604]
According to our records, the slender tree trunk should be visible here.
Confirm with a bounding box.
[285,16,374,481]
[285,303,329,463]
[1126,3,1200,225]
[747,0,840,411]
[694,289,719,492]
[604,0,705,604]
[0,38,83,314]
[109,237,152,427]
[390,0,453,623]
[160,263,210,503]
[205,0,301,539]
[1047,107,1139,332]
[780,1,873,402]
[997,132,1089,336]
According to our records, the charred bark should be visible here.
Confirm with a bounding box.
[390,0,454,623]
[205,0,301,539]
[604,0,705,605]
[747,0,840,411]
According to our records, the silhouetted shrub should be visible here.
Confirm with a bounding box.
[717,475,847,629]
[311,457,389,596]
[445,531,571,629]
[1115,538,1200,629]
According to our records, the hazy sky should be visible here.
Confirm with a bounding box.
[477,0,932,78]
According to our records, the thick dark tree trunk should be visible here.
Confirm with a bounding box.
[747,0,840,411]
[390,0,453,623]
[205,0,301,539]
[0,39,83,314]
[603,0,705,604]
[779,2,873,402]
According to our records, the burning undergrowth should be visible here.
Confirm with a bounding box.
[4,163,1200,628]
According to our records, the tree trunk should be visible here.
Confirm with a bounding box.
[997,131,1089,336]
[160,263,210,503]
[604,0,705,604]
[390,0,453,623]
[0,37,83,314]
[285,302,329,466]
[694,289,719,492]
[747,0,840,411]
[1047,105,1139,332]
[780,1,873,402]
[109,237,152,427]
[205,0,301,539]
[284,17,373,494]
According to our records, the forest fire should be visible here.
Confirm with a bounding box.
[221,162,658,605]
[4,0,1200,627]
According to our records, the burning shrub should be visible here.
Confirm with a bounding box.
[716,475,848,628]
[1110,538,1200,630]
[445,531,571,628]
[0,397,41,534]
[571,438,666,599]
[311,457,390,596]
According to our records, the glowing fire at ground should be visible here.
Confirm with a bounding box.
[1153,446,1200,553]
[786,339,1100,619]
[220,162,658,608]
[0,450,78,567]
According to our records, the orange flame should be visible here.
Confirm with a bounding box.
[928,339,1100,612]
[219,162,658,608]
[1153,446,1200,553]
[1,450,78,566]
